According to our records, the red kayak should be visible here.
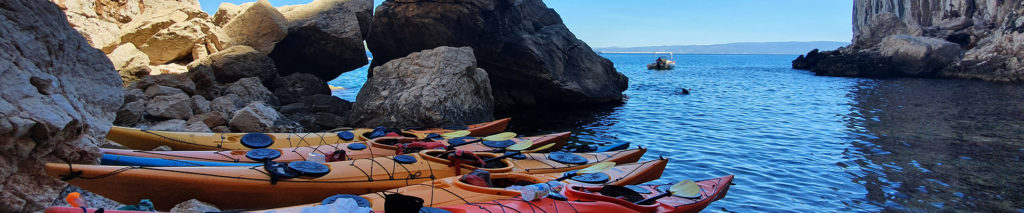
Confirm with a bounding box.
[434,175,734,213]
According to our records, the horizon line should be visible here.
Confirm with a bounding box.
[596,40,850,49]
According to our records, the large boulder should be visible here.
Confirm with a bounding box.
[349,46,494,128]
[225,77,275,105]
[145,93,193,120]
[0,0,123,210]
[367,0,627,110]
[221,0,288,54]
[137,19,207,64]
[106,43,152,86]
[189,45,277,84]
[107,43,150,71]
[879,35,963,76]
[270,0,373,80]
[229,102,282,132]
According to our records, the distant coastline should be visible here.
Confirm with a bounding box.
[595,41,849,55]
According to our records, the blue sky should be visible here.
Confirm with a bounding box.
[199,0,852,47]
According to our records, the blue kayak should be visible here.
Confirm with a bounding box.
[101,154,261,167]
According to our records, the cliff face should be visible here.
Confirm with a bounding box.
[0,0,123,211]
[796,0,1024,81]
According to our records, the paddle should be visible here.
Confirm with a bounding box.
[633,180,701,204]
[445,132,517,150]
[483,142,555,163]
[441,130,472,139]
[554,162,616,181]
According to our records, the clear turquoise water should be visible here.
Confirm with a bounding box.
[330,54,1024,212]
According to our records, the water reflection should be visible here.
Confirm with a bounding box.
[845,78,1024,211]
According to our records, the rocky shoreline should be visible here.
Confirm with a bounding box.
[793,0,1024,82]
[1,0,629,211]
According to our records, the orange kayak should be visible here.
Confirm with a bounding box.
[261,158,668,212]
[406,175,733,213]
[106,118,510,151]
[99,132,570,163]
[45,148,646,210]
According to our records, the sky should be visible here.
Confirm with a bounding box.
[198,0,852,47]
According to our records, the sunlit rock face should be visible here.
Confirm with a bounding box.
[349,46,495,128]
[0,0,123,211]
[367,0,628,111]
[795,0,1024,81]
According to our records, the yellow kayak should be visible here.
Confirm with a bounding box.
[107,118,511,150]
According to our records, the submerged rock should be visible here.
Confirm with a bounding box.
[368,0,627,110]
[0,0,123,210]
[350,46,494,128]
[271,0,372,80]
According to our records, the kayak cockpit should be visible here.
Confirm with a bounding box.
[420,150,513,172]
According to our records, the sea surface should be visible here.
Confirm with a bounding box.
[330,54,1024,212]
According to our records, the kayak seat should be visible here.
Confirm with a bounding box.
[458,169,493,187]
[600,185,649,205]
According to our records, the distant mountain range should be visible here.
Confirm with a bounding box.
[594,41,850,55]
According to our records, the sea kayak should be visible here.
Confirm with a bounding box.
[407,175,733,213]
[261,158,668,212]
[99,132,570,164]
[106,118,510,151]
[562,175,735,213]
[46,148,646,210]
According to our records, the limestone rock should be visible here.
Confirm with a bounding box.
[123,88,146,104]
[272,73,330,104]
[132,73,197,95]
[185,121,212,132]
[0,0,123,210]
[221,0,288,54]
[115,100,147,126]
[149,119,188,131]
[350,46,494,128]
[796,0,1024,81]
[210,94,243,115]
[191,95,211,114]
[146,93,193,120]
[226,77,275,105]
[367,0,627,110]
[138,19,206,64]
[229,102,282,132]
[188,112,227,128]
[144,85,185,98]
[149,64,189,75]
[212,3,245,27]
[189,46,277,84]
[170,199,220,213]
[107,5,208,53]
[107,43,150,71]
[879,35,963,76]
[270,0,373,80]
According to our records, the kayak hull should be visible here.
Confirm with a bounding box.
[262,158,669,212]
[46,148,645,210]
[99,131,570,164]
[563,175,735,213]
[107,118,510,151]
